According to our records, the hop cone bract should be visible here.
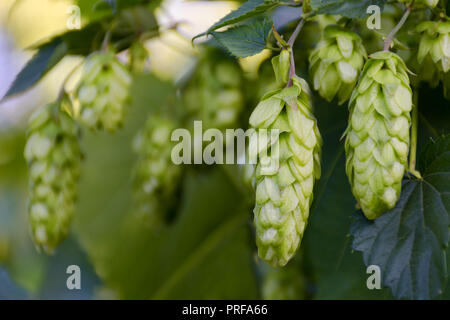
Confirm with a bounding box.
[132,115,182,227]
[416,21,450,94]
[24,101,82,253]
[345,51,412,220]
[249,53,321,266]
[77,50,132,132]
[309,25,367,105]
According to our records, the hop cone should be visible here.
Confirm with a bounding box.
[24,101,82,253]
[416,21,450,92]
[183,48,245,129]
[309,25,367,105]
[132,115,182,227]
[249,53,322,266]
[76,50,132,132]
[345,51,412,220]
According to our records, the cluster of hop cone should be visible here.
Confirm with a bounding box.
[23,10,449,271]
[23,45,246,253]
[248,18,450,267]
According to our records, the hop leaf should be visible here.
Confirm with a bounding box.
[76,50,132,132]
[309,25,367,105]
[132,114,183,227]
[345,51,412,220]
[24,101,83,253]
[250,54,322,266]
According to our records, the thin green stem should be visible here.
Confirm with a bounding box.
[383,3,412,51]
[409,90,422,179]
[265,45,281,51]
[272,25,288,48]
[287,18,305,47]
[286,18,305,87]
[101,29,112,51]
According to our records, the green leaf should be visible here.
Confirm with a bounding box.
[1,39,68,101]
[193,0,281,40]
[309,0,387,18]
[2,7,159,100]
[350,134,450,300]
[211,17,272,58]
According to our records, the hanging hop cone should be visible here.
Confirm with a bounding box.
[249,51,322,267]
[132,115,183,227]
[76,50,132,132]
[183,47,245,129]
[416,21,450,92]
[24,101,82,253]
[345,51,412,220]
[309,25,367,105]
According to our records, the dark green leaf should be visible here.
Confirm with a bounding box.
[350,135,450,300]
[1,39,68,101]
[3,6,159,100]
[211,17,272,58]
[310,0,387,18]
[193,0,281,40]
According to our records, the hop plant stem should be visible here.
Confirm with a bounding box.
[287,18,305,87]
[383,4,412,51]
[409,90,422,179]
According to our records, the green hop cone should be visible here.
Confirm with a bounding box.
[132,115,182,227]
[249,55,321,266]
[416,21,450,91]
[309,25,367,105]
[183,47,245,129]
[345,51,412,220]
[76,50,132,132]
[24,101,82,253]
[398,0,439,8]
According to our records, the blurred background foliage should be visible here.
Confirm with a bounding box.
[0,0,449,300]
